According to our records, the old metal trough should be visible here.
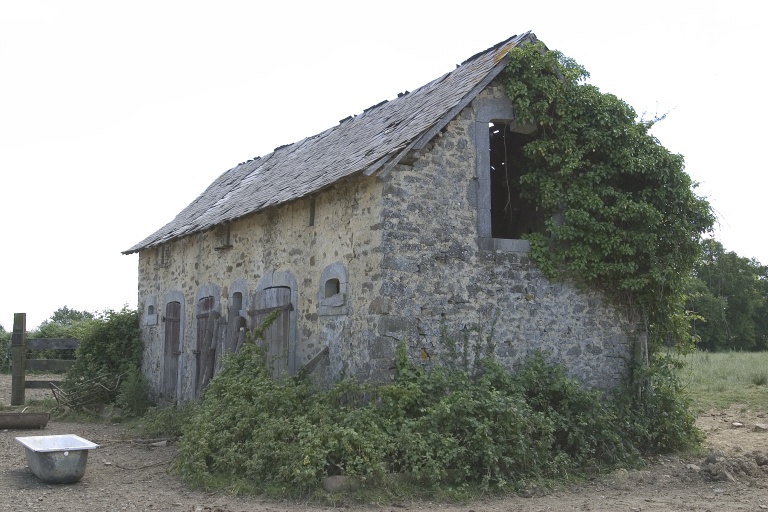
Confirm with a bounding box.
[0,412,49,430]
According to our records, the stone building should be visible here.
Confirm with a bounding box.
[124,32,637,403]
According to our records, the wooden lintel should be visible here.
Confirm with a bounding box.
[247,303,294,316]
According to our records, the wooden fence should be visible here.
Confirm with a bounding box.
[10,313,79,406]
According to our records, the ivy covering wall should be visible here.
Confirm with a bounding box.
[502,43,715,352]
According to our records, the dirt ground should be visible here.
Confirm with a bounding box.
[1,376,766,512]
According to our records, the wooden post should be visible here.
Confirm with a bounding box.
[11,313,27,406]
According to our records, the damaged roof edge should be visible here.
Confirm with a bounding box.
[122,31,537,255]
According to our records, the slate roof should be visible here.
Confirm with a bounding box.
[123,32,537,255]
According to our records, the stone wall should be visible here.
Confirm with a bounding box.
[136,176,386,401]
[136,81,636,399]
[372,82,635,389]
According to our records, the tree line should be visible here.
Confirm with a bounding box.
[686,239,768,351]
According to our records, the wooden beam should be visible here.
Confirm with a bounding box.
[27,338,79,350]
[26,359,75,372]
[302,346,329,375]
[11,313,27,406]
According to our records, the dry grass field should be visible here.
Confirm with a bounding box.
[678,350,768,411]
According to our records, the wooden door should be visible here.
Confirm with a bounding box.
[162,301,181,400]
[250,287,291,379]
[196,296,216,396]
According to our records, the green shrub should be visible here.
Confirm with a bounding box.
[618,355,703,454]
[116,366,153,417]
[388,361,556,488]
[62,308,143,406]
[135,403,196,438]
[513,353,639,467]
[176,339,696,498]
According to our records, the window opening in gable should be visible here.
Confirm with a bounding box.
[157,245,171,268]
[214,224,233,251]
[148,305,155,316]
[309,196,316,227]
[324,278,340,299]
[489,122,546,239]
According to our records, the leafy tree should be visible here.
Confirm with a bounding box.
[28,306,95,360]
[687,239,768,351]
[33,306,94,339]
[47,306,94,326]
[502,43,715,353]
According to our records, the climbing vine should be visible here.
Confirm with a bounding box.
[502,43,714,352]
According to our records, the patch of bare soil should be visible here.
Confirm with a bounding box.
[1,375,766,512]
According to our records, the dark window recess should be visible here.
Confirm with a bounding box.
[324,278,340,298]
[489,122,546,239]
[214,224,233,251]
[158,246,171,268]
[231,292,243,313]
[309,196,316,227]
[148,305,155,316]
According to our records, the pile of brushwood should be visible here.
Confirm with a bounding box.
[176,340,700,498]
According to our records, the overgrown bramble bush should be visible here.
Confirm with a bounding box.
[62,307,143,406]
[176,338,698,498]
[618,354,703,453]
[116,365,153,417]
[177,339,388,496]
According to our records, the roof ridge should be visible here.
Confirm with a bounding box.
[459,31,530,66]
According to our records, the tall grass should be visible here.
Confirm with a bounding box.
[677,351,768,411]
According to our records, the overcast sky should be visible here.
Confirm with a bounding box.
[1,1,764,330]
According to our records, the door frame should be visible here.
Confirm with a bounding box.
[192,284,220,399]
[253,271,298,375]
[162,300,182,401]
[163,290,185,403]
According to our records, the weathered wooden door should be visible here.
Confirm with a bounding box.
[162,301,181,400]
[250,287,291,379]
[195,296,216,396]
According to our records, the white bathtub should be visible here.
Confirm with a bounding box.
[15,434,99,484]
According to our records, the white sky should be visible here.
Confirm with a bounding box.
[1,1,764,330]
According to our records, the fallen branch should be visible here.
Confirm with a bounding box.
[112,459,174,470]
